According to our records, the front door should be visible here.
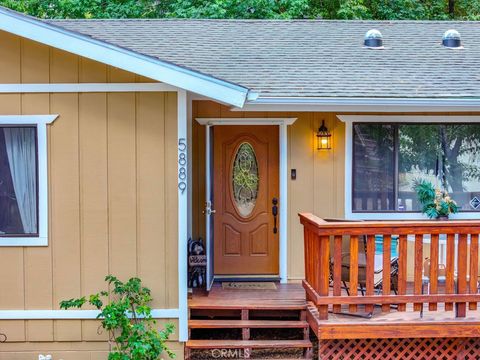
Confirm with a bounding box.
[213,125,279,275]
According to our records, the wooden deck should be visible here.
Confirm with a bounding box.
[189,282,307,310]
[191,282,480,340]
[187,283,480,359]
[299,213,480,344]
[186,283,313,359]
[308,301,480,340]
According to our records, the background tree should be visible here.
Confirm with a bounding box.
[2,0,480,19]
[0,0,165,18]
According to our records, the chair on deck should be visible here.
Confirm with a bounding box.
[422,258,480,295]
[339,252,399,296]
[325,219,399,296]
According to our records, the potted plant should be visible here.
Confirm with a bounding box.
[414,179,458,220]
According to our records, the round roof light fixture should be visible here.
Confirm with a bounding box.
[442,29,462,48]
[364,29,383,48]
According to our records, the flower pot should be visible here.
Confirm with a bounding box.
[436,215,449,221]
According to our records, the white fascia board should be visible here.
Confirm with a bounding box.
[0,9,249,107]
[0,309,179,320]
[238,97,480,112]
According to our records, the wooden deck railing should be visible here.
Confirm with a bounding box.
[299,213,480,320]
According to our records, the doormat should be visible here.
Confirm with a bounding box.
[222,282,277,290]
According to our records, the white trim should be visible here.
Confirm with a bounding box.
[0,115,57,246]
[345,121,354,220]
[177,90,188,342]
[196,117,296,284]
[0,83,177,93]
[0,115,58,124]
[344,211,480,221]
[0,308,179,320]
[239,97,480,112]
[187,94,193,238]
[0,8,249,107]
[338,115,480,123]
[279,123,288,284]
[196,118,297,126]
[343,115,480,220]
[205,124,214,291]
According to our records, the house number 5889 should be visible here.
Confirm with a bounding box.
[178,138,187,194]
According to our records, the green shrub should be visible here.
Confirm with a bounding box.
[60,275,175,360]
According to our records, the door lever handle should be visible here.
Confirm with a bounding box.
[203,201,216,215]
[272,197,278,234]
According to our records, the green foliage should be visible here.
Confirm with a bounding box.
[2,0,480,20]
[165,0,311,19]
[60,275,175,360]
[414,179,458,218]
[0,0,165,19]
[336,0,371,19]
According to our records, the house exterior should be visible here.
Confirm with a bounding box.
[0,6,480,359]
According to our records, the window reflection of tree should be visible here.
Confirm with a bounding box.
[354,123,480,212]
[400,124,480,209]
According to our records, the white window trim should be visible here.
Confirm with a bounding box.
[0,115,58,246]
[339,115,480,220]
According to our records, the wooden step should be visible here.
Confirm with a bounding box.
[189,319,309,329]
[186,339,312,349]
[190,308,302,319]
[189,301,306,310]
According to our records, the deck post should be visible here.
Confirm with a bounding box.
[317,235,330,319]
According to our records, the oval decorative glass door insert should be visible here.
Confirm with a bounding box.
[232,142,259,217]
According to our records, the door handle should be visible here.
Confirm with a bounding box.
[272,197,278,234]
[203,201,216,216]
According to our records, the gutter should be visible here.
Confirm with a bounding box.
[237,97,480,112]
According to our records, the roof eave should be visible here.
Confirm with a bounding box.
[0,7,249,108]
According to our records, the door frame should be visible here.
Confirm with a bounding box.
[196,117,297,284]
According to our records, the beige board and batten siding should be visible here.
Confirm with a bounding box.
[0,31,182,358]
[192,101,480,282]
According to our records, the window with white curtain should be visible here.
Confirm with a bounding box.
[0,126,38,236]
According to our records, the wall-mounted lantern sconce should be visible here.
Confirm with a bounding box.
[316,120,331,150]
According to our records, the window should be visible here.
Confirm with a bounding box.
[232,142,259,218]
[0,126,38,235]
[353,123,480,213]
[0,115,56,246]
